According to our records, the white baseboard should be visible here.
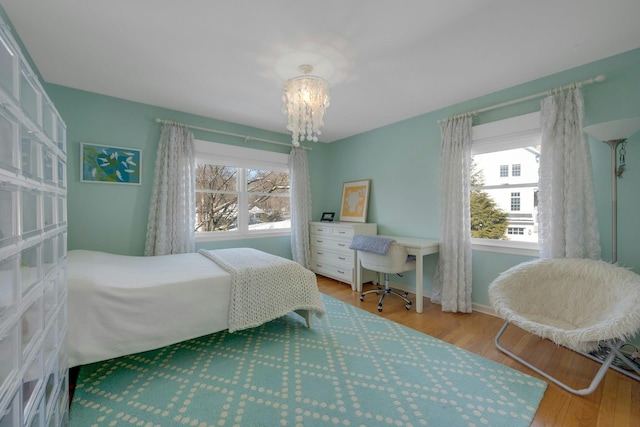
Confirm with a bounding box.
[379,280,498,317]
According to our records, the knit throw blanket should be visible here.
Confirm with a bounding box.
[198,248,325,332]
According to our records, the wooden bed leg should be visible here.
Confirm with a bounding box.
[295,309,312,328]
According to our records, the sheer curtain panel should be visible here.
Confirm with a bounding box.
[432,116,473,313]
[144,124,196,256]
[289,147,312,268]
[538,87,600,259]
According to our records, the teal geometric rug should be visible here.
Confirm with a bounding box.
[70,294,546,426]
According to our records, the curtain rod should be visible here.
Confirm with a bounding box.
[154,118,311,151]
[438,74,606,123]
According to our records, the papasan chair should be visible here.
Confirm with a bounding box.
[489,257,640,395]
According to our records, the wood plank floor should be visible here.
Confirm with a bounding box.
[317,275,640,427]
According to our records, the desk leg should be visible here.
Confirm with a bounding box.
[416,255,424,313]
[355,254,362,293]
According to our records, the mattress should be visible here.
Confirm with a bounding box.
[67,250,232,367]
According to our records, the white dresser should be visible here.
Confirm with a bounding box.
[309,222,377,290]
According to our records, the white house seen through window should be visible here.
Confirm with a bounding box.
[471,112,541,246]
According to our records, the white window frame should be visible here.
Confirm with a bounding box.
[471,112,540,257]
[510,192,521,211]
[194,140,291,242]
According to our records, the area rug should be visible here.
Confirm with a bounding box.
[70,294,546,426]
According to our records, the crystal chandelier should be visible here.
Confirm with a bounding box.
[282,64,330,147]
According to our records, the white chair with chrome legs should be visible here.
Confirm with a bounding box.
[357,242,416,312]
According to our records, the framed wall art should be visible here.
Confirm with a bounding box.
[81,143,142,185]
[339,179,370,223]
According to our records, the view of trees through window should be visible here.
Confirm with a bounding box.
[470,160,509,239]
[195,163,290,233]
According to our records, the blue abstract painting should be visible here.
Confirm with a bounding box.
[81,143,141,185]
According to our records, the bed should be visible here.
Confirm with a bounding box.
[67,248,325,367]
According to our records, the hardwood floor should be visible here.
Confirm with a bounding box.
[317,275,640,427]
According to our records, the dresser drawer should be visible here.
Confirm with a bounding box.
[310,236,350,252]
[309,224,354,240]
[310,260,353,284]
[311,248,353,267]
[310,224,333,236]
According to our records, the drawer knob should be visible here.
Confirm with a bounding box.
[338,256,346,261]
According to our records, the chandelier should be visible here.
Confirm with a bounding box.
[282,64,330,147]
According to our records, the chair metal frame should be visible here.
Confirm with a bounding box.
[495,320,640,395]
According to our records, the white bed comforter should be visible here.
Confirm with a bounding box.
[68,250,233,367]
[68,248,324,367]
[198,248,325,332]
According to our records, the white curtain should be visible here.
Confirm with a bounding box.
[289,147,312,268]
[144,124,196,256]
[432,115,473,313]
[538,87,600,259]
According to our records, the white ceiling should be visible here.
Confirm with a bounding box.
[2,0,640,143]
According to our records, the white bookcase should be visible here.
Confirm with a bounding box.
[309,221,377,290]
[0,18,69,427]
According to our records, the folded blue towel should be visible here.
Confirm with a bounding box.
[349,235,396,255]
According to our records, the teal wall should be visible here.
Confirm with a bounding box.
[45,47,640,308]
[5,0,639,311]
[322,48,640,307]
[44,84,332,258]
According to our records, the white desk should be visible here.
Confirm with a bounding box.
[356,235,439,313]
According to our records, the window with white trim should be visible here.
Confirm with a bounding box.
[510,192,521,211]
[194,140,290,241]
[507,227,525,235]
[471,112,541,254]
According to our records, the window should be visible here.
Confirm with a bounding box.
[471,112,541,255]
[194,140,290,241]
[510,192,521,211]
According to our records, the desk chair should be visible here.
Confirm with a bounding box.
[358,242,416,312]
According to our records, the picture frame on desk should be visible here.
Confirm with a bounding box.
[339,179,370,223]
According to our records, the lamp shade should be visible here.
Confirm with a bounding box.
[583,117,640,142]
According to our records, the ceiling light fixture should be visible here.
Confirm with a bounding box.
[282,64,330,147]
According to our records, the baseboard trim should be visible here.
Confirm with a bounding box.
[380,280,497,317]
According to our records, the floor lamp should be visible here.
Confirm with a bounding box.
[583,118,640,379]
[584,117,640,264]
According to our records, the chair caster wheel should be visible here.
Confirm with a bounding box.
[377,305,383,312]
[405,302,412,310]
[359,295,365,301]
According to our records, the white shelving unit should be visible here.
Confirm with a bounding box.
[0,17,69,427]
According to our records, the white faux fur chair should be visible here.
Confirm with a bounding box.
[489,257,640,395]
